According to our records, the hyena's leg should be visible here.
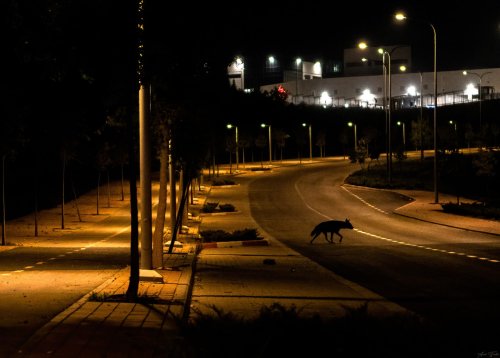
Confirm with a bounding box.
[310,233,320,244]
[338,232,343,243]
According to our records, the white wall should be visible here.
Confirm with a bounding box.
[260,68,500,107]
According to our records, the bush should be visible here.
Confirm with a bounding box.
[199,228,260,242]
[211,178,236,186]
[219,203,236,212]
[183,303,457,357]
[201,202,219,213]
[441,202,500,220]
[198,230,231,242]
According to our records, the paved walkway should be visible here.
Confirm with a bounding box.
[11,160,500,356]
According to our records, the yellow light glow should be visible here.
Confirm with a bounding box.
[358,42,368,49]
[395,13,406,21]
[399,65,407,72]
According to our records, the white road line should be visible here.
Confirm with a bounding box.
[294,181,332,220]
[341,186,388,214]
[5,225,131,275]
[354,228,498,264]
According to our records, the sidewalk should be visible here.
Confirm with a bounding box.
[394,189,500,236]
[13,160,500,356]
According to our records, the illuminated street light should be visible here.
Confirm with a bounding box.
[227,124,239,170]
[348,122,357,152]
[396,12,438,203]
[261,123,272,164]
[462,70,492,130]
[302,123,312,161]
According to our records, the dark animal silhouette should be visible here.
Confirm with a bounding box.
[310,219,354,244]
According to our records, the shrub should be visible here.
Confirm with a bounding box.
[441,202,500,219]
[199,230,231,242]
[231,228,259,241]
[211,178,236,186]
[201,202,219,213]
[219,203,236,212]
[199,228,261,242]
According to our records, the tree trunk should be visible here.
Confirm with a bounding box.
[126,121,139,301]
[61,152,65,230]
[107,170,111,208]
[168,173,190,254]
[96,171,101,215]
[2,155,6,245]
[120,164,125,201]
[152,143,168,268]
[71,180,82,222]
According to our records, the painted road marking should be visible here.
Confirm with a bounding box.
[354,228,498,264]
[341,186,388,214]
[295,182,499,264]
[3,225,131,275]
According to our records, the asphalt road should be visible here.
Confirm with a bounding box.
[0,217,130,356]
[248,160,500,352]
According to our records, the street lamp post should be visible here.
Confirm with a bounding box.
[462,70,492,131]
[449,120,458,151]
[227,124,239,170]
[348,122,357,152]
[397,121,406,152]
[261,123,272,164]
[396,12,438,203]
[295,58,302,105]
[302,123,312,161]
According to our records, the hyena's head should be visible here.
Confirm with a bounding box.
[345,218,353,229]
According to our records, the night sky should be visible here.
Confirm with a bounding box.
[152,1,500,72]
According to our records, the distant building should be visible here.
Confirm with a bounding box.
[228,46,500,109]
[260,68,500,109]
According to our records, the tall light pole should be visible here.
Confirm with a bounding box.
[295,58,302,105]
[397,121,406,152]
[227,124,239,170]
[396,12,438,203]
[261,123,272,164]
[462,70,492,131]
[419,71,424,161]
[348,122,357,152]
[137,0,152,270]
[358,42,405,184]
[302,123,312,161]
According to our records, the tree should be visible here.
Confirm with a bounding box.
[255,135,267,168]
[274,129,289,162]
[151,103,178,268]
[410,116,432,162]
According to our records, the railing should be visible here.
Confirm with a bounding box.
[294,91,498,109]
